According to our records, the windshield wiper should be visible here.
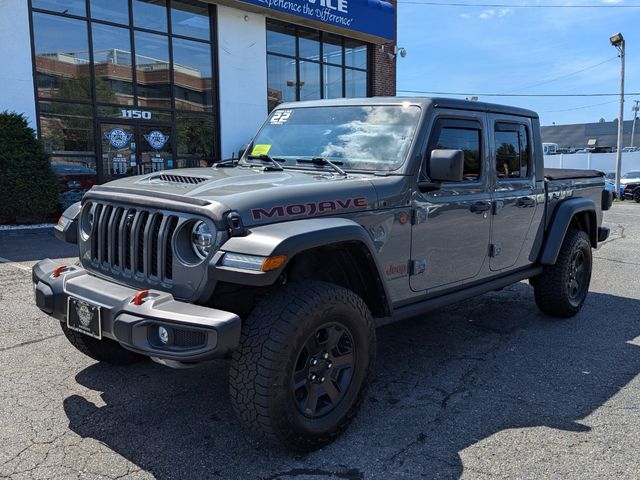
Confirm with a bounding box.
[297,157,347,177]
[214,158,238,168]
[246,154,285,171]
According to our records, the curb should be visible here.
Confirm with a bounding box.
[0,224,55,234]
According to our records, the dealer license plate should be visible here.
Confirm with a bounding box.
[67,297,102,339]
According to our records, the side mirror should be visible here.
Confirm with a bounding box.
[54,202,81,244]
[428,149,464,183]
[238,143,249,159]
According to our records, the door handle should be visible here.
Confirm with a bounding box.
[470,202,491,213]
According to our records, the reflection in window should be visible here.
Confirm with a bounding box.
[51,156,97,209]
[173,38,213,111]
[495,124,529,179]
[266,20,369,111]
[267,54,297,112]
[176,113,214,167]
[435,127,482,181]
[32,0,86,16]
[323,34,343,65]
[171,0,210,40]
[39,102,94,154]
[266,22,296,56]
[135,31,171,108]
[345,69,366,98]
[324,65,343,99]
[298,29,320,60]
[92,23,133,105]
[299,61,321,101]
[133,0,168,32]
[33,13,91,101]
[90,0,129,25]
[345,39,367,69]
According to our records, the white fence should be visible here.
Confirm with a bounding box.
[544,152,640,173]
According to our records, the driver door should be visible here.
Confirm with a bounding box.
[410,113,492,293]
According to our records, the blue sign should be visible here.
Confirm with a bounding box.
[234,0,395,42]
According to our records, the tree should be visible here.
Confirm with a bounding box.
[0,112,59,223]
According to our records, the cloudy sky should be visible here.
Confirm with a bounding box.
[397,1,640,126]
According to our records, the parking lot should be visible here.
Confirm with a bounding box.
[0,202,639,480]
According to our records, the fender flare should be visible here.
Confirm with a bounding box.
[211,217,392,314]
[539,197,597,265]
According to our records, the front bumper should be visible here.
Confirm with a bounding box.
[32,259,241,364]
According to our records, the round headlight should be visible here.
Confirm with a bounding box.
[80,203,94,239]
[191,221,215,260]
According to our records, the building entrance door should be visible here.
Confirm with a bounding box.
[99,122,173,183]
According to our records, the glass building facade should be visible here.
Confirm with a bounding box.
[25,0,375,208]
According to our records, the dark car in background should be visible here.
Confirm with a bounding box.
[51,162,97,210]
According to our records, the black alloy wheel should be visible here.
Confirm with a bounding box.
[634,189,640,203]
[292,322,355,418]
[567,249,588,307]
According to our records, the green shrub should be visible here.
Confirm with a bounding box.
[0,112,59,224]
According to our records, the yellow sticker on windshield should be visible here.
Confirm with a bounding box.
[251,144,272,156]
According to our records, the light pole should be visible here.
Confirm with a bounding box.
[631,100,639,148]
[610,32,625,195]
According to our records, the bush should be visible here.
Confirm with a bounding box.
[0,112,59,224]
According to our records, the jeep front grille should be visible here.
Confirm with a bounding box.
[90,204,179,283]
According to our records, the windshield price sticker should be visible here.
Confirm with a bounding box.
[251,144,272,156]
[270,110,292,125]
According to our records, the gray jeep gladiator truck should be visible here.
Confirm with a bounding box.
[33,98,612,451]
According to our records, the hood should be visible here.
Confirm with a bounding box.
[99,167,379,226]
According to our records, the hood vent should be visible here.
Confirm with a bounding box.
[147,173,209,185]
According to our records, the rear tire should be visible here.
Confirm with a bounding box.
[229,281,375,452]
[60,322,146,365]
[532,228,592,318]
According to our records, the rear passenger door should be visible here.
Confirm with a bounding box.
[410,114,492,293]
[488,116,539,271]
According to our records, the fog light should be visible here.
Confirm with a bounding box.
[158,326,169,345]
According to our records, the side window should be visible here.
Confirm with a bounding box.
[495,123,530,179]
[433,126,482,182]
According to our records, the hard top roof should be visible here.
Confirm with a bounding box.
[276,97,539,119]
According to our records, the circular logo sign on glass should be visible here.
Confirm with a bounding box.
[104,128,133,149]
[144,130,170,150]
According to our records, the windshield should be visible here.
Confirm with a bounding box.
[245,105,422,172]
[623,171,640,178]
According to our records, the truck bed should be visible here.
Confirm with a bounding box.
[544,168,604,181]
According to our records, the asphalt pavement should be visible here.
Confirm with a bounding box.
[0,203,639,480]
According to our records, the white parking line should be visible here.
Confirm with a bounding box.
[0,257,31,272]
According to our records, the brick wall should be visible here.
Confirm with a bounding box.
[370,0,397,96]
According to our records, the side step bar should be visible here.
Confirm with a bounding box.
[377,266,543,327]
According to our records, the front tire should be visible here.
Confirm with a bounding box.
[634,189,640,203]
[229,281,375,452]
[532,228,592,318]
[60,322,146,365]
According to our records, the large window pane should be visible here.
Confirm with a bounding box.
[92,24,134,105]
[299,61,320,101]
[266,21,296,56]
[345,68,367,98]
[171,0,210,40]
[267,54,296,111]
[345,39,367,69]
[133,0,168,32]
[176,113,215,167]
[90,0,130,25]
[33,13,91,101]
[298,29,320,61]
[135,31,171,108]
[173,38,213,112]
[39,102,94,154]
[323,65,343,99]
[322,33,343,65]
[32,0,86,16]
